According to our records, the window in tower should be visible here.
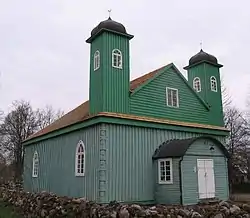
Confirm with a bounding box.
[94,50,100,71]
[112,49,122,69]
[210,76,217,92]
[193,77,201,92]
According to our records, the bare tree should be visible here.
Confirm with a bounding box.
[224,106,250,185]
[0,100,64,181]
[221,76,232,110]
[36,105,64,130]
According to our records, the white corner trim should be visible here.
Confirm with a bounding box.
[158,158,173,184]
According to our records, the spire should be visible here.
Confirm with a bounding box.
[108,9,112,19]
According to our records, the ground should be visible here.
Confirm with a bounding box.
[0,201,20,218]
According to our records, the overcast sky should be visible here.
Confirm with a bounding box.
[1,0,249,114]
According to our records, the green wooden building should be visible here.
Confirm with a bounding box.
[23,16,230,205]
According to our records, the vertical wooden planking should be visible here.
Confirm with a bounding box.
[181,138,229,205]
[104,123,224,203]
[23,125,101,200]
[130,67,211,126]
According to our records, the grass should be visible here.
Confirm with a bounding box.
[0,201,21,218]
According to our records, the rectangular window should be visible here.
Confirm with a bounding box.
[166,87,179,107]
[158,158,173,184]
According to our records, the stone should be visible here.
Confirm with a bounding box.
[242,204,250,213]
[191,211,202,218]
[1,181,250,218]
[219,200,230,208]
[110,211,117,218]
[40,209,47,217]
[119,207,130,218]
[230,204,241,215]
[213,213,224,218]
[220,206,230,216]
[178,208,190,217]
[131,204,142,210]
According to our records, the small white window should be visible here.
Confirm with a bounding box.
[32,151,39,178]
[166,87,179,107]
[193,77,201,92]
[210,76,217,92]
[94,50,100,71]
[158,158,173,184]
[75,140,85,176]
[112,49,122,69]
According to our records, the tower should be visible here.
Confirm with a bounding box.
[184,49,224,126]
[86,16,134,115]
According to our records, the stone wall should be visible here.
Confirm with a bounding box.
[1,183,250,217]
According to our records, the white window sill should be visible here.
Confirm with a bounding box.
[75,173,85,177]
[158,181,173,185]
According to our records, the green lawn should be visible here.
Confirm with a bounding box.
[0,201,20,218]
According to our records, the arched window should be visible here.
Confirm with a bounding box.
[193,77,201,92]
[75,140,85,176]
[112,49,122,69]
[94,50,100,71]
[32,151,39,178]
[210,76,217,92]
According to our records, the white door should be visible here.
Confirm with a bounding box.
[197,159,215,199]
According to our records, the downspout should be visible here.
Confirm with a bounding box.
[179,156,183,205]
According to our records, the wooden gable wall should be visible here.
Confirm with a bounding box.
[129,65,216,126]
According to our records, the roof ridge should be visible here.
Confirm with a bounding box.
[26,66,166,141]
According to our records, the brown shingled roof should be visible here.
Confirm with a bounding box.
[27,65,165,140]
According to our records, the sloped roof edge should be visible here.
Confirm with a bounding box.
[25,65,166,141]
[152,135,229,159]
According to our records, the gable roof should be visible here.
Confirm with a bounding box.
[26,66,165,141]
[131,63,210,110]
[152,135,229,159]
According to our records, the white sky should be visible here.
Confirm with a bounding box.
[1,0,249,114]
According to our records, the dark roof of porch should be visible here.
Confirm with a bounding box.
[152,135,229,159]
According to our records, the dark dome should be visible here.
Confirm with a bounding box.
[91,17,127,36]
[189,49,218,66]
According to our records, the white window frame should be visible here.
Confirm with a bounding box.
[75,140,85,177]
[193,77,201,92]
[94,50,100,71]
[210,76,217,92]
[112,49,122,69]
[32,151,39,178]
[158,158,173,184]
[166,87,179,108]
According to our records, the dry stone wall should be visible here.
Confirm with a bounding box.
[1,183,250,217]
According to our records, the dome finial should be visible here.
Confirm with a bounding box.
[108,9,112,19]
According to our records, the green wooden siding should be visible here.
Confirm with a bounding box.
[181,138,229,205]
[23,122,227,204]
[102,123,226,204]
[89,31,131,115]
[187,63,224,126]
[89,35,104,115]
[130,67,210,125]
[23,116,229,146]
[23,126,101,200]
[154,158,181,205]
